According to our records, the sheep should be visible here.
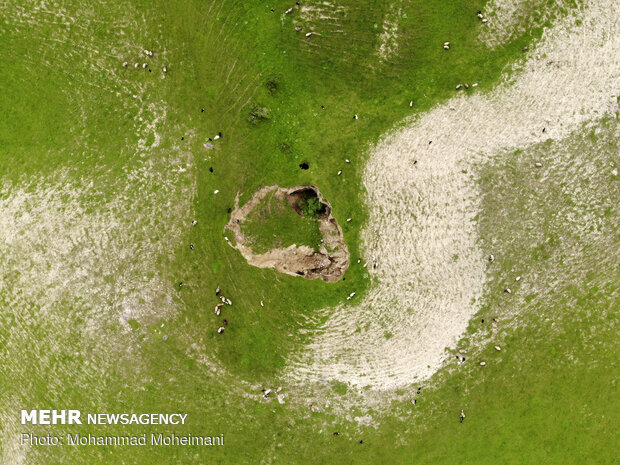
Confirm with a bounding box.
[305,32,313,37]
[217,326,225,334]
[285,7,293,14]
[504,288,512,294]
[345,159,350,163]
[495,346,501,351]
[535,162,543,167]
[353,114,359,120]
[213,134,220,141]
[460,410,466,422]
[225,298,232,306]
[516,276,521,281]
[479,361,486,366]
[263,389,272,398]
[220,296,227,303]
[472,83,478,87]
[134,63,140,69]
[189,243,194,250]
[337,170,342,176]
[346,218,352,222]
[276,386,283,393]
[122,61,128,68]
[309,404,319,412]
[443,44,450,50]
[214,189,220,194]
[192,220,198,226]
[260,300,264,307]
[482,18,488,23]
[409,100,414,107]
[142,63,148,69]
[215,285,221,295]
[488,254,495,262]
[456,84,463,89]
[214,306,221,316]
[162,65,168,73]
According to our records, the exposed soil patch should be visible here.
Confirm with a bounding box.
[225,185,349,282]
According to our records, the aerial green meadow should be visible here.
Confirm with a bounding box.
[0,0,617,464]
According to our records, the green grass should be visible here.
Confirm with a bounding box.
[1,0,614,464]
[242,191,323,254]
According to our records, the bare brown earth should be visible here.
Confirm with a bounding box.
[225,185,349,282]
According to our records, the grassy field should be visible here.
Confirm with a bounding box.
[2,0,617,464]
[240,191,323,254]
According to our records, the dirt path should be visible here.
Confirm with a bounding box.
[287,0,620,390]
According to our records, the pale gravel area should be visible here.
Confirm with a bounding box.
[479,0,576,47]
[287,0,619,390]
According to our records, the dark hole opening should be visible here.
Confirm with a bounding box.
[299,162,309,170]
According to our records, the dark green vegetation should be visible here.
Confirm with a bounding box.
[1,0,614,464]
[241,191,323,253]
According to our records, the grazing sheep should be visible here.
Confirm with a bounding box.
[220,296,227,303]
[214,307,221,316]
[516,276,521,281]
[192,220,198,226]
[480,361,486,366]
[488,254,495,262]
[353,114,359,120]
[276,386,283,393]
[134,63,140,69]
[482,18,488,23]
[346,218,352,222]
[460,410,466,422]
[122,61,128,68]
[142,63,148,69]
[162,65,168,73]
[225,298,232,306]
[495,346,501,351]
[285,7,293,14]
[260,300,264,307]
[305,32,313,37]
[213,135,220,141]
[214,190,220,194]
[337,170,342,176]
[535,162,543,167]
[456,84,463,89]
[504,288,512,294]
[263,389,272,398]
[217,327,225,334]
[409,100,414,107]
[215,285,221,295]
[190,243,194,250]
[310,404,319,412]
